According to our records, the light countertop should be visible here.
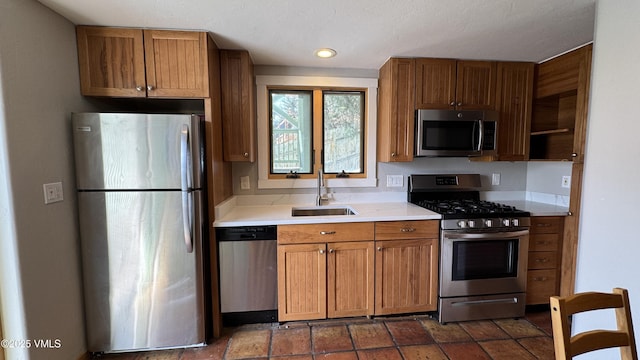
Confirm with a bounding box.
[500,200,569,217]
[213,194,440,227]
[212,193,569,227]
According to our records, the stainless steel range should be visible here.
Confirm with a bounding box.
[408,174,530,323]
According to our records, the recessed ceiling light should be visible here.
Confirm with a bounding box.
[315,48,337,58]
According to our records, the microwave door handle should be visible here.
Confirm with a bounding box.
[477,120,484,152]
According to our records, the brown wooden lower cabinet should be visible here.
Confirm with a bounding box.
[276,220,439,321]
[276,223,375,321]
[277,243,327,321]
[526,216,564,305]
[374,238,438,315]
[374,220,439,315]
[327,241,375,318]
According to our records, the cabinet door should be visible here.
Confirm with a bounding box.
[455,61,497,110]
[415,58,457,109]
[76,26,146,97]
[377,58,415,162]
[143,30,209,98]
[220,50,256,162]
[327,242,374,318]
[277,244,327,321]
[495,62,534,161]
[374,239,438,315]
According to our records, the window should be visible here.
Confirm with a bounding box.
[269,89,365,176]
[257,76,377,189]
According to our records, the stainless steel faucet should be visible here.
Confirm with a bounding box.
[316,169,328,206]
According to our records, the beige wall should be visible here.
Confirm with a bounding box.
[574,0,640,357]
[0,0,93,358]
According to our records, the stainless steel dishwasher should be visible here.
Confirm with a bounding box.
[216,225,277,326]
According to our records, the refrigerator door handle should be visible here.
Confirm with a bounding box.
[181,124,194,253]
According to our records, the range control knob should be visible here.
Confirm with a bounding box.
[502,219,511,227]
[485,219,493,227]
[468,220,476,228]
[457,220,467,228]
[512,218,520,227]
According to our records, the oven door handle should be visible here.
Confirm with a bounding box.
[444,229,529,240]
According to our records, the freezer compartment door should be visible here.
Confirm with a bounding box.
[78,191,205,353]
[72,113,203,190]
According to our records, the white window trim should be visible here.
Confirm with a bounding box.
[256,75,378,189]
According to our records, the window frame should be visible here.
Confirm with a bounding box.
[256,75,378,189]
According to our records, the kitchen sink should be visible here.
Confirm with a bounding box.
[291,206,357,217]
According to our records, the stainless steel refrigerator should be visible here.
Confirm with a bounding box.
[71,112,207,353]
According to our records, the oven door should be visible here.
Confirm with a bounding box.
[440,229,529,298]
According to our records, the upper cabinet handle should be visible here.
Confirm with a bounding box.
[147,85,155,91]
[136,86,144,92]
[401,227,416,232]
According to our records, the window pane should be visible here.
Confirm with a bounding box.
[323,91,364,173]
[270,90,313,174]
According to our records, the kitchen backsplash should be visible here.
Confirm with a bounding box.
[232,158,572,200]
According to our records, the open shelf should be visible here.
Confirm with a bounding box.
[530,89,578,160]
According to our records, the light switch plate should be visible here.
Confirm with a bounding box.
[562,176,571,188]
[240,176,250,190]
[386,175,403,187]
[43,182,64,204]
[492,173,501,186]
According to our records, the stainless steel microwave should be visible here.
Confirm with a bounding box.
[415,109,498,157]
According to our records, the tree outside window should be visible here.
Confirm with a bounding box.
[269,88,365,178]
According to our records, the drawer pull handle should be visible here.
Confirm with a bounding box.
[377,247,382,251]
[401,228,416,232]
[536,241,552,245]
[536,258,550,263]
[320,231,336,235]
[536,223,552,227]
[533,277,549,281]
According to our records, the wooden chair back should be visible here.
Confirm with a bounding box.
[550,287,638,360]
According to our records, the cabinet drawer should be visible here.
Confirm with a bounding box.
[528,251,558,270]
[375,220,439,240]
[529,233,561,251]
[278,222,374,244]
[526,269,558,305]
[530,217,564,234]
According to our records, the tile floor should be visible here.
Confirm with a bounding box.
[92,309,555,360]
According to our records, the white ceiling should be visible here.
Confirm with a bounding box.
[37,0,596,70]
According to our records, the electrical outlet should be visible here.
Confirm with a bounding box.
[386,175,403,187]
[491,173,501,186]
[43,182,64,204]
[240,176,250,190]
[562,176,571,188]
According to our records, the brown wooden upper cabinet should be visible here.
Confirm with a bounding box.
[530,44,592,162]
[495,62,535,161]
[220,50,256,162]
[377,58,416,162]
[76,26,210,98]
[415,59,497,110]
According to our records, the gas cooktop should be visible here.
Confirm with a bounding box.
[413,198,530,218]
[408,174,530,228]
